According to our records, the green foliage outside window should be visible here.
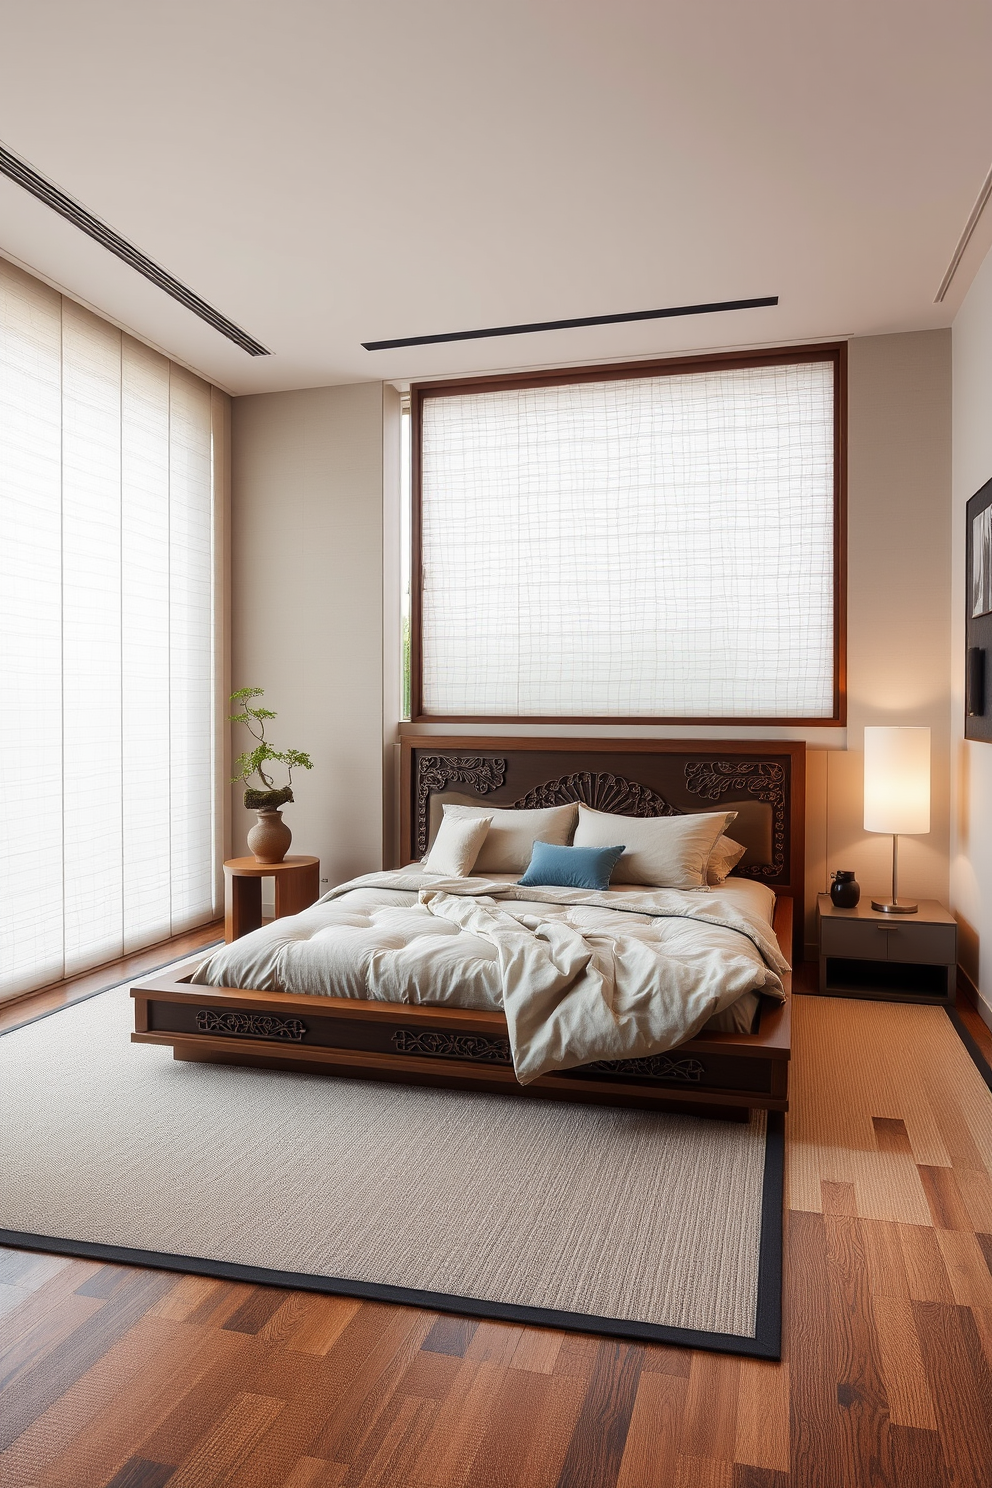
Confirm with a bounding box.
[401,614,412,721]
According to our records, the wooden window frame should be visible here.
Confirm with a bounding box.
[410,342,847,726]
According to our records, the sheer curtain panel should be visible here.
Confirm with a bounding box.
[0,259,221,999]
[418,356,840,720]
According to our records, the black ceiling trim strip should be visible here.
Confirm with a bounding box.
[362,296,779,351]
[0,143,270,356]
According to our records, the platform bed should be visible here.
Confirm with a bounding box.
[132,738,803,1118]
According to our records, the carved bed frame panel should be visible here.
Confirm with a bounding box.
[131,902,790,1120]
[131,740,800,1117]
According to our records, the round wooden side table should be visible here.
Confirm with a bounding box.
[223,855,321,942]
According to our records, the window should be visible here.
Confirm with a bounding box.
[0,258,221,1000]
[400,398,412,721]
[413,347,844,722]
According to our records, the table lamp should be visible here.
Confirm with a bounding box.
[863,725,930,914]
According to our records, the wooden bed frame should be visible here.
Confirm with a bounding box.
[132,738,803,1119]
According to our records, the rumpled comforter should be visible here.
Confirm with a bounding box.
[192,869,789,1084]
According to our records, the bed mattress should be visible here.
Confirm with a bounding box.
[194,870,781,1044]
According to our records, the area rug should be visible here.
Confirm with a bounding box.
[0,978,784,1358]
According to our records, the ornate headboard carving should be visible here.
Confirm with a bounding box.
[416,756,506,855]
[512,771,680,821]
[683,761,787,880]
[414,763,684,857]
[400,737,805,956]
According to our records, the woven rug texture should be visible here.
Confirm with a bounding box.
[0,984,770,1339]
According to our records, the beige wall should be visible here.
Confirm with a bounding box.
[230,333,952,953]
[821,332,952,938]
[231,382,394,892]
[951,245,992,1026]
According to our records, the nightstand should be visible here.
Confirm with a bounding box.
[816,895,957,1004]
[224,855,320,942]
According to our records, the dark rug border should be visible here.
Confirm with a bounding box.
[0,974,784,1359]
[946,1004,992,1089]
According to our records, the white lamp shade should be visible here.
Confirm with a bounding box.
[863,726,931,835]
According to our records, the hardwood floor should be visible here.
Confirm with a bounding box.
[0,923,224,1035]
[2,961,992,1486]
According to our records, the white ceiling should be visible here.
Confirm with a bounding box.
[1,0,991,396]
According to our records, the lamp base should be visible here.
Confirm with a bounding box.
[871,898,918,914]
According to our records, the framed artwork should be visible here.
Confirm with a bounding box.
[973,503,992,618]
[966,476,992,741]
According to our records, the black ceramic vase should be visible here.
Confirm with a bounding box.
[830,870,860,908]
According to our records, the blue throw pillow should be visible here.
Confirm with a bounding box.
[518,840,626,892]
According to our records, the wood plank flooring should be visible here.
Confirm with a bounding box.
[0,922,224,1035]
[2,967,992,1486]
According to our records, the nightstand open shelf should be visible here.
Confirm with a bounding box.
[816,895,957,1005]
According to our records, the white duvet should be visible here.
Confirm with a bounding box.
[192,869,789,1083]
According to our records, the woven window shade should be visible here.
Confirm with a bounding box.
[0,259,219,999]
[420,360,836,718]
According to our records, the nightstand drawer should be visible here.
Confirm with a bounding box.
[880,923,956,965]
[819,916,956,966]
[819,918,887,961]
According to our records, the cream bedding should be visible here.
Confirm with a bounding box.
[192,870,788,1083]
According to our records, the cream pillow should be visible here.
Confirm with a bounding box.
[441,802,578,874]
[423,813,492,876]
[707,834,747,885]
[572,805,737,889]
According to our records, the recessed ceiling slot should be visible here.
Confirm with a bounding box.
[0,140,270,355]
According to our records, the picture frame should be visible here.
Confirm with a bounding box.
[965,475,992,741]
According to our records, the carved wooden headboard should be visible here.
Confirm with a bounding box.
[400,737,805,956]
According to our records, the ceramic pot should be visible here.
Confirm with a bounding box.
[247,809,292,865]
[830,869,860,908]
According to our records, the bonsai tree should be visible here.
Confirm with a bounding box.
[230,687,313,811]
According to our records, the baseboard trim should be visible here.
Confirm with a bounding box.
[957,964,992,1034]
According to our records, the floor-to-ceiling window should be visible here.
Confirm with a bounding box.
[0,257,222,999]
